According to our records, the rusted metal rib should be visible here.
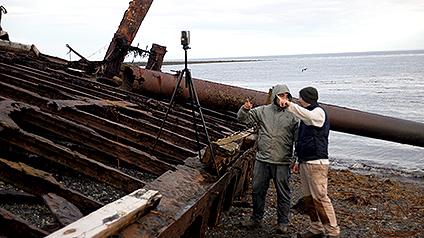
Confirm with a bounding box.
[103,0,153,78]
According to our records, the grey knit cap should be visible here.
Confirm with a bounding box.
[299,87,318,104]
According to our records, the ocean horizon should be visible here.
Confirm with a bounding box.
[163,49,424,61]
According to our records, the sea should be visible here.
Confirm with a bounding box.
[162,50,424,179]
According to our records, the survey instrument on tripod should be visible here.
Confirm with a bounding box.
[152,31,217,173]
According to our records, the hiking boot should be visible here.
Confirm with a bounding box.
[297,231,325,238]
[275,223,289,234]
[240,219,262,229]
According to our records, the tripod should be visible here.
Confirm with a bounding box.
[152,45,216,171]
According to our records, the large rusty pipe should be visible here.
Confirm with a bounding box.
[126,66,424,147]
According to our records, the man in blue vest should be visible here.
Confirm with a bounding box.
[279,87,340,238]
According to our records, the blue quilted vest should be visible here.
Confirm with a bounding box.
[296,102,330,162]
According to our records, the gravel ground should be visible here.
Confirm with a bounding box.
[0,181,59,231]
[206,169,424,238]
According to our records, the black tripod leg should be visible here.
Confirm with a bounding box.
[186,70,202,159]
[187,72,217,173]
[152,71,184,151]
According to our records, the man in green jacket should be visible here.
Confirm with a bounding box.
[238,84,299,234]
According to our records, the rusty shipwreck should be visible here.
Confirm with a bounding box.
[1,1,424,237]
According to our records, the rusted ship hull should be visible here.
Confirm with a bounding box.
[0,49,254,237]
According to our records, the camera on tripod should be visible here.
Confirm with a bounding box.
[181,31,190,49]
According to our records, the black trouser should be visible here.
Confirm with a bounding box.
[251,160,291,224]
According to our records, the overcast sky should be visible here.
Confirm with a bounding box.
[3,0,424,60]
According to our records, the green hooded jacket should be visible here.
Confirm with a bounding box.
[237,84,299,165]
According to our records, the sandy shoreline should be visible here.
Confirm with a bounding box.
[206,169,424,238]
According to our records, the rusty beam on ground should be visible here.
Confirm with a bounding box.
[127,67,424,147]
[0,207,49,238]
[0,158,102,214]
[102,0,153,78]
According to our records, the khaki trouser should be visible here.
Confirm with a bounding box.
[299,163,340,236]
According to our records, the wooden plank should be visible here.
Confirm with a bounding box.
[46,189,161,238]
[0,207,49,238]
[42,193,84,226]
